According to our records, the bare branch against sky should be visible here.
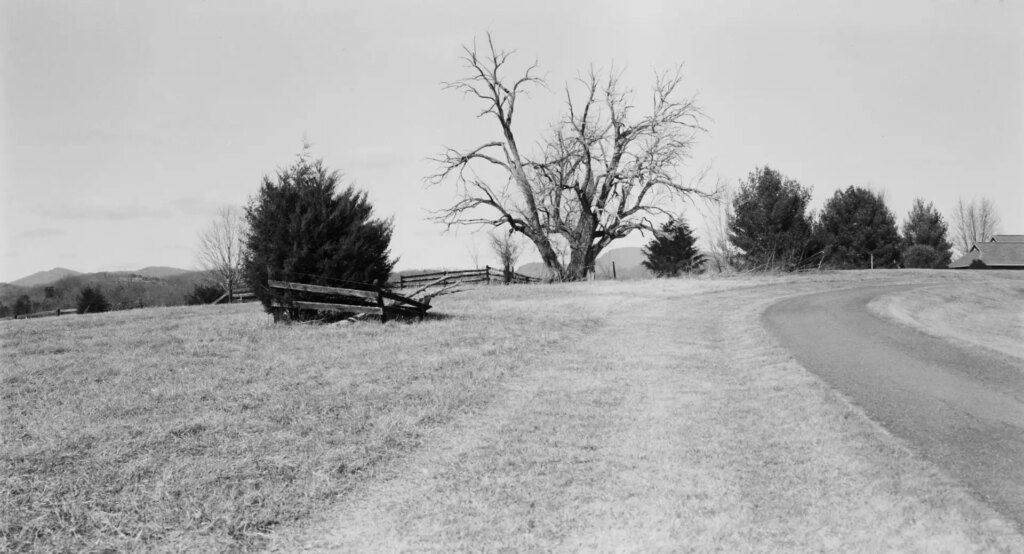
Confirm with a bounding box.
[1,0,1021,281]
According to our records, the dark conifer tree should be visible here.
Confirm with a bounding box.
[817,186,900,268]
[13,295,33,317]
[242,149,396,314]
[76,287,110,314]
[728,166,814,271]
[901,198,953,268]
[643,218,706,277]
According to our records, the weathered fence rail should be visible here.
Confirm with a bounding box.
[397,266,539,289]
[13,307,78,320]
[210,289,256,305]
[267,279,430,323]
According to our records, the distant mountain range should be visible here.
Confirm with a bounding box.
[131,266,194,279]
[518,246,653,280]
[7,266,193,287]
[8,267,83,287]
[1,266,212,315]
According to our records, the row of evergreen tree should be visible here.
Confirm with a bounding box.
[642,166,954,276]
[2,286,112,318]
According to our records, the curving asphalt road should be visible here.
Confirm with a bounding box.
[764,285,1024,531]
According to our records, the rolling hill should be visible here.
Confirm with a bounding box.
[1,269,209,314]
[7,266,192,287]
[131,267,194,279]
[9,267,82,287]
[518,247,652,280]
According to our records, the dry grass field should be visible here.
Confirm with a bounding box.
[2,270,1022,552]
[869,276,1024,362]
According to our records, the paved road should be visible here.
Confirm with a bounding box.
[764,285,1024,531]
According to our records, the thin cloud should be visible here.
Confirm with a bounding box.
[171,197,241,216]
[46,202,173,222]
[19,227,68,239]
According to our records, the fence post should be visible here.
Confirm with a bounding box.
[485,265,490,284]
[612,261,617,280]
[377,288,388,324]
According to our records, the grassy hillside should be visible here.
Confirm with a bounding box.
[2,271,1021,552]
[868,277,1024,360]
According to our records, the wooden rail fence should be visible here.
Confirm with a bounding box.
[397,266,539,289]
[12,307,78,320]
[210,289,256,305]
[267,279,430,323]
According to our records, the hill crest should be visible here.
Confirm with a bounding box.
[10,267,82,287]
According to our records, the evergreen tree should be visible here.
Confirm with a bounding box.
[643,218,706,277]
[76,287,110,314]
[13,295,33,317]
[902,244,942,269]
[901,198,952,268]
[729,166,814,271]
[242,149,396,315]
[817,186,900,268]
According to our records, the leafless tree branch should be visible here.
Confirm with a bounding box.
[429,35,714,280]
[196,207,247,301]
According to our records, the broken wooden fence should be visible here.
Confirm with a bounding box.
[397,266,539,289]
[13,307,78,320]
[210,288,256,305]
[267,279,430,324]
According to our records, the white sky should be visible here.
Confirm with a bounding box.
[2,0,1021,282]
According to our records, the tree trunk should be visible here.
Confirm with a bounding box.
[565,247,599,281]
[528,234,564,281]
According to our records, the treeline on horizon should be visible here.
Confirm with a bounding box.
[0,271,214,319]
[0,163,996,319]
[703,165,975,274]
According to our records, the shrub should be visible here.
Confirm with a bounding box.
[643,218,706,277]
[242,149,395,319]
[77,287,110,314]
[13,295,33,317]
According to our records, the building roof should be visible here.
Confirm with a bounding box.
[990,234,1024,243]
[949,242,1024,268]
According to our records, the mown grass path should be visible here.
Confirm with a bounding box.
[272,275,1024,552]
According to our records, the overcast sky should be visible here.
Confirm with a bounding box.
[2,0,1021,282]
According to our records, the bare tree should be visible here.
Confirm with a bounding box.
[702,180,734,272]
[196,207,247,302]
[951,197,1000,257]
[429,34,713,281]
[489,230,523,283]
[465,233,483,269]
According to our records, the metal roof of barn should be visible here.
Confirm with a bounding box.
[949,242,1024,268]
[990,234,1024,243]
